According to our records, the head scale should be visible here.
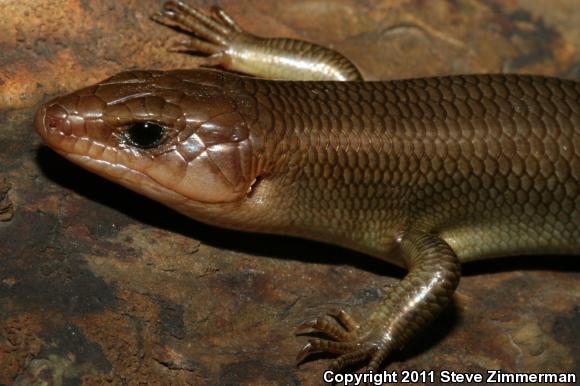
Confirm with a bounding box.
[35,69,262,214]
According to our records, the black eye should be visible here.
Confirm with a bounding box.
[125,122,165,149]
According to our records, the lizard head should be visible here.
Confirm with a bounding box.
[35,69,263,214]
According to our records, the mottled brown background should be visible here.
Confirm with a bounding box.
[0,0,579,385]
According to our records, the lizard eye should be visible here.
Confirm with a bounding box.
[124,122,165,149]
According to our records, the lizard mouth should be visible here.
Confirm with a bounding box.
[63,151,196,212]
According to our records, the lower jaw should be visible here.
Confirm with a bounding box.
[59,150,192,208]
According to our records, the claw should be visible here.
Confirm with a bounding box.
[295,318,320,335]
[296,314,353,341]
[166,36,219,54]
[327,308,360,332]
[211,6,242,32]
[296,339,360,365]
[295,341,315,365]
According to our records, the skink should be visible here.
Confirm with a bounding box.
[34,1,579,373]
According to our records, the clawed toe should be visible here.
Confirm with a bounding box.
[296,339,362,365]
[295,309,369,366]
[165,37,218,54]
[153,1,239,52]
[296,309,397,372]
[296,315,353,341]
[296,309,360,341]
[328,348,375,373]
[326,308,360,332]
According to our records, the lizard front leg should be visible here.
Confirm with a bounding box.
[152,1,362,81]
[297,232,461,371]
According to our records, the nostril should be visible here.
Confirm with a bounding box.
[47,116,59,130]
[45,104,72,135]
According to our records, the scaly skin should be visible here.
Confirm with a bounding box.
[34,2,579,373]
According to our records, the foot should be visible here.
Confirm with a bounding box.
[296,309,396,372]
[151,1,242,67]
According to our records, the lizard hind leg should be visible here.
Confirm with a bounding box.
[296,231,461,372]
